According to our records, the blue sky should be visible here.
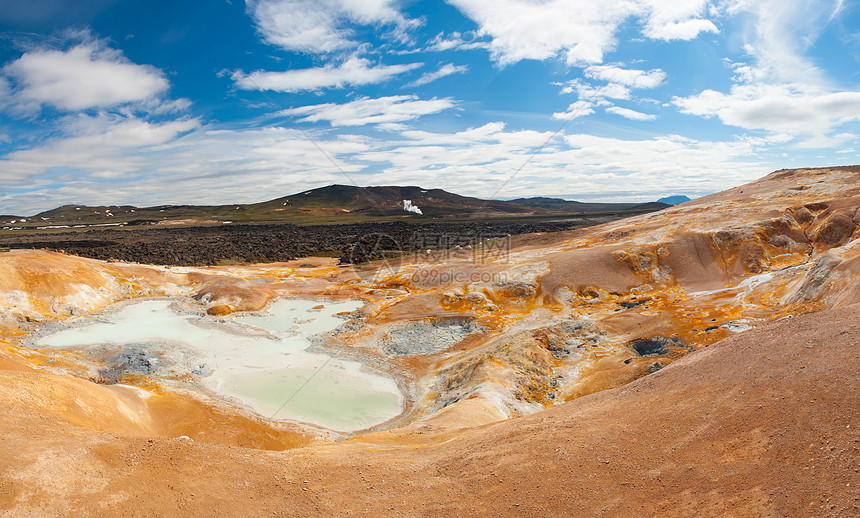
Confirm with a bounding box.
[0,0,858,214]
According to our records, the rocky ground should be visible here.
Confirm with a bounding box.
[0,219,608,266]
[0,166,859,516]
[1,303,857,516]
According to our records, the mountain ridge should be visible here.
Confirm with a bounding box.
[3,185,674,228]
[656,194,692,205]
[508,196,672,213]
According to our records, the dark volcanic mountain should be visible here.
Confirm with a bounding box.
[1,185,541,228]
[2,185,673,230]
[256,185,538,217]
[509,196,670,213]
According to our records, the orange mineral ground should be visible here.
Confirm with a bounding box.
[1,166,859,516]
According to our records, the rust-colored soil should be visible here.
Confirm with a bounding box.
[1,303,857,516]
[2,166,860,516]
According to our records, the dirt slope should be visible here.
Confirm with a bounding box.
[2,302,857,517]
[2,166,860,517]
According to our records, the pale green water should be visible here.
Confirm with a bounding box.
[36,298,402,431]
[233,298,353,336]
[223,366,403,431]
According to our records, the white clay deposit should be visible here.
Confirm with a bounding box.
[36,298,403,432]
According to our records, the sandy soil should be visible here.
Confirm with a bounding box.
[0,302,857,516]
[1,166,860,516]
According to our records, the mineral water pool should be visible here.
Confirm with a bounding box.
[36,298,403,432]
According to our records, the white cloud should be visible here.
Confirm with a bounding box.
[446,0,717,65]
[0,77,10,112]
[555,65,667,118]
[420,31,489,52]
[0,120,367,213]
[394,122,549,148]
[406,63,468,87]
[446,0,631,65]
[639,0,718,41]
[724,0,843,86]
[558,79,630,100]
[248,0,418,53]
[281,95,457,126]
[556,65,666,115]
[670,0,859,149]
[552,101,595,120]
[233,57,422,92]
[356,126,765,201]
[0,116,770,214]
[2,42,169,112]
[606,106,656,120]
[673,84,860,138]
[1,113,199,187]
[793,133,856,150]
[584,65,666,89]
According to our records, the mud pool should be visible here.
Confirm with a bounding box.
[35,298,403,432]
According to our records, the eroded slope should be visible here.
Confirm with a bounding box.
[0,166,859,515]
[1,299,857,516]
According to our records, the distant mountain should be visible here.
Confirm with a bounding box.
[628,201,672,211]
[509,197,669,213]
[656,195,692,205]
[3,186,678,230]
[257,185,537,218]
[3,185,541,228]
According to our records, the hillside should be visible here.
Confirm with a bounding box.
[1,185,674,231]
[0,166,858,515]
[2,185,543,229]
[509,196,671,212]
[257,185,538,217]
[2,302,855,515]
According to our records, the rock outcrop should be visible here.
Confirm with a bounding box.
[1,166,859,515]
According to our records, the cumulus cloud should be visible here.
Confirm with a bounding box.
[420,31,489,52]
[584,65,666,89]
[558,79,632,101]
[638,0,718,41]
[446,0,717,65]
[557,65,666,103]
[446,0,628,65]
[393,31,490,54]
[281,95,457,126]
[406,63,468,87]
[672,1,858,148]
[674,84,860,139]
[724,0,843,86]
[2,41,170,113]
[1,113,199,188]
[232,57,422,92]
[358,125,764,201]
[552,101,595,120]
[793,132,857,150]
[0,117,768,214]
[248,0,418,53]
[0,120,364,213]
[606,106,657,120]
[555,65,667,119]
